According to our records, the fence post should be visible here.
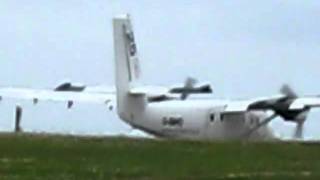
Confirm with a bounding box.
[15,105,23,133]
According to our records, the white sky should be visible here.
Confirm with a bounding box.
[1,1,320,138]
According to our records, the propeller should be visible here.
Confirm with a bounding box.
[279,84,309,139]
[180,77,198,100]
[294,121,304,139]
[280,84,297,98]
[168,77,213,100]
[247,84,310,139]
[279,84,310,139]
[292,109,309,139]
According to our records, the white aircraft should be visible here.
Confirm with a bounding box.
[111,14,320,140]
[1,14,320,140]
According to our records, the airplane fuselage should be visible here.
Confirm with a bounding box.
[113,15,277,141]
[124,99,275,140]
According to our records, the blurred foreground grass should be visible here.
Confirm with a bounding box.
[0,133,319,179]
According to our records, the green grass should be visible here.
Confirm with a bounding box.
[0,133,319,179]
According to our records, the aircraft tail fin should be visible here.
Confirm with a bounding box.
[113,14,145,122]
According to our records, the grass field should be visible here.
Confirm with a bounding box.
[0,133,320,179]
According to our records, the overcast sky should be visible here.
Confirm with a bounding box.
[1,1,320,138]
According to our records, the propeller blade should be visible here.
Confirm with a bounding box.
[280,84,297,98]
[292,109,309,139]
[181,77,197,100]
[294,120,305,139]
[185,77,197,88]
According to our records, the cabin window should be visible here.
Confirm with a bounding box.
[210,114,215,122]
[220,114,225,122]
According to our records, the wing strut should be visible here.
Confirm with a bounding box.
[244,113,278,138]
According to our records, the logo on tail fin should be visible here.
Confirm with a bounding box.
[126,31,137,57]
[125,25,140,81]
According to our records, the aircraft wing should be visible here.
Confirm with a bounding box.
[289,97,320,110]
[224,95,286,112]
[0,87,115,109]
[225,95,320,113]
[223,90,320,139]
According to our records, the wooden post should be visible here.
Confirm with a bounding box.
[15,105,23,133]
